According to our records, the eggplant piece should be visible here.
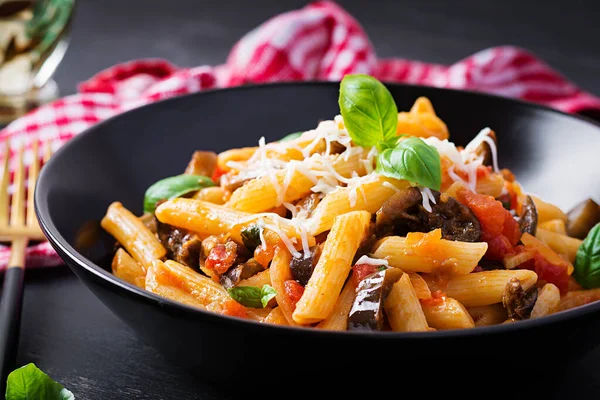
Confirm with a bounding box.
[517,195,538,235]
[472,129,497,167]
[219,258,264,289]
[289,244,323,285]
[502,278,538,320]
[156,221,203,269]
[184,150,218,177]
[566,198,600,239]
[347,268,403,331]
[375,187,481,242]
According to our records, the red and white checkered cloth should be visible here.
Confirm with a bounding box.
[1,1,600,271]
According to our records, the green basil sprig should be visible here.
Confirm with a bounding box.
[339,74,442,190]
[376,136,442,190]
[144,174,215,213]
[6,363,75,400]
[339,74,398,147]
[574,223,600,289]
[227,284,277,308]
[280,131,303,142]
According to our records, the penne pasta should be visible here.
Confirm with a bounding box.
[467,304,508,326]
[308,176,409,235]
[293,211,371,324]
[384,273,429,332]
[475,173,505,198]
[236,269,272,288]
[226,151,368,213]
[421,297,475,330]
[193,186,231,204]
[445,270,538,307]
[530,283,560,319]
[101,202,166,268]
[317,277,357,331]
[535,228,582,264]
[407,272,432,300]
[269,247,299,326]
[538,219,567,235]
[112,248,146,288]
[530,195,568,223]
[263,307,289,325]
[555,288,600,313]
[371,231,488,275]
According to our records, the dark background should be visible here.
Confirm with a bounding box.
[10,0,600,399]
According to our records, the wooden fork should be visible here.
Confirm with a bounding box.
[0,138,51,390]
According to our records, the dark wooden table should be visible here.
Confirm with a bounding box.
[8,0,600,398]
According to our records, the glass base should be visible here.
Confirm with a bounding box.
[0,78,59,126]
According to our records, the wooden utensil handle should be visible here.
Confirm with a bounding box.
[0,266,25,395]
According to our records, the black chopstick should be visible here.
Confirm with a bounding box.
[0,266,25,395]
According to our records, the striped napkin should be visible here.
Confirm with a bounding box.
[1,0,599,271]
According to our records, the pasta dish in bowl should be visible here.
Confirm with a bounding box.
[99,75,600,333]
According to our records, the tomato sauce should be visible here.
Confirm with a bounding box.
[284,280,305,307]
[205,243,237,275]
[222,299,248,318]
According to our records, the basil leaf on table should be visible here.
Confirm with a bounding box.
[227,284,277,308]
[339,74,398,147]
[6,363,75,400]
[574,223,600,289]
[144,174,215,213]
[376,136,442,190]
[280,131,303,142]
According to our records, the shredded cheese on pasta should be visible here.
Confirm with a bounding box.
[355,255,389,267]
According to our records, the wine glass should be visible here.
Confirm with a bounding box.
[0,0,76,125]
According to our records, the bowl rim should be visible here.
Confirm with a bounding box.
[35,80,600,339]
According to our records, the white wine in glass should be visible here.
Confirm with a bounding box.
[0,0,75,125]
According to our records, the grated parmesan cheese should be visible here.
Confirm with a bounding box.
[419,186,437,213]
[355,255,389,267]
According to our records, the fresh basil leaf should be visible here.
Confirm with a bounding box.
[280,132,303,142]
[376,136,441,190]
[241,224,263,252]
[227,284,277,308]
[339,74,398,147]
[6,363,75,400]
[574,223,600,289]
[376,265,387,271]
[144,174,215,213]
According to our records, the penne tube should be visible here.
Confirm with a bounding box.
[445,270,538,307]
[217,147,259,172]
[475,173,505,198]
[155,198,314,248]
[226,151,368,213]
[555,288,600,313]
[293,211,371,324]
[263,307,289,326]
[530,195,567,223]
[371,231,488,275]
[503,249,535,269]
[538,219,567,235]
[308,175,410,235]
[530,283,560,319]
[421,297,475,330]
[236,269,272,288]
[384,273,429,332]
[101,202,166,268]
[112,248,146,288]
[193,186,231,204]
[535,228,582,264]
[467,304,508,326]
[317,277,357,331]
[146,260,229,310]
[269,247,299,326]
[407,272,432,300]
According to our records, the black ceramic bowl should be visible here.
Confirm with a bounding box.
[35,82,600,395]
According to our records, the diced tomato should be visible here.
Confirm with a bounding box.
[211,166,226,183]
[510,245,536,270]
[205,242,237,275]
[222,299,248,319]
[352,264,380,284]
[254,244,275,267]
[502,213,521,246]
[476,165,492,179]
[501,168,516,182]
[284,280,305,307]
[420,290,446,307]
[533,253,569,294]
[457,187,522,259]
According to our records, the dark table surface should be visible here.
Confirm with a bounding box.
[6,0,600,399]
